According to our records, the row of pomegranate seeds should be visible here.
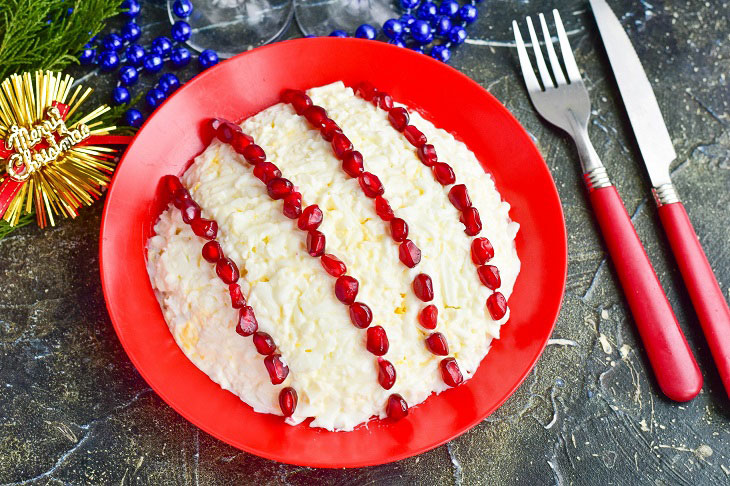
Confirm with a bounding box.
[164,173,297,416]
[471,235,507,320]
[280,89,423,270]
[215,120,401,398]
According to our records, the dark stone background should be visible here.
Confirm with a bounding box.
[1,1,728,484]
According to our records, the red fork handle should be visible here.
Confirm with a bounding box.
[589,186,702,401]
[658,201,730,397]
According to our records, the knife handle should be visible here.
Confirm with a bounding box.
[657,197,730,397]
[588,184,702,401]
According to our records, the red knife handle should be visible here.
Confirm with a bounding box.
[658,200,730,397]
[589,185,702,401]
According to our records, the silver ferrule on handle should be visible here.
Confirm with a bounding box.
[653,182,681,206]
[583,166,612,192]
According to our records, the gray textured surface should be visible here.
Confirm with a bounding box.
[1,1,729,484]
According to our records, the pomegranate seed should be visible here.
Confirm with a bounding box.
[291,92,312,115]
[172,187,192,209]
[266,177,293,200]
[229,283,246,308]
[191,218,218,240]
[321,254,347,277]
[231,131,253,153]
[386,393,408,421]
[377,93,394,110]
[477,265,501,290]
[366,326,389,355]
[390,218,408,242]
[253,331,276,355]
[201,240,222,263]
[243,144,266,165]
[162,175,183,195]
[487,292,507,320]
[440,358,464,387]
[388,107,409,132]
[377,358,396,390]
[320,118,342,142]
[216,121,240,143]
[412,274,434,301]
[342,151,364,177]
[332,133,353,159]
[303,105,328,128]
[404,125,427,148]
[210,118,222,131]
[297,205,323,231]
[279,387,298,417]
[417,144,438,167]
[280,89,300,103]
[307,230,326,257]
[236,306,258,336]
[349,302,373,328]
[471,237,494,264]
[264,354,289,385]
[460,207,482,236]
[433,162,456,185]
[253,162,281,183]
[425,332,449,356]
[216,257,239,284]
[418,305,438,329]
[282,192,302,219]
[358,172,384,198]
[180,199,201,224]
[448,184,471,211]
[335,275,359,304]
[375,196,394,221]
[398,239,421,268]
[356,81,377,101]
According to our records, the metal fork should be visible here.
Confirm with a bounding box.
[513,11,702,402]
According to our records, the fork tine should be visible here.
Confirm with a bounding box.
[526,16,554,89]
[553,9,582,83]
[512,20,541,94]
[539,13,567,86]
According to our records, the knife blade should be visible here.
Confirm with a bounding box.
[589,0,675,187]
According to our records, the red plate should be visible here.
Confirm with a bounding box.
[100,38,567,468]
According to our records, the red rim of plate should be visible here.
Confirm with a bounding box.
[100,38,567,468]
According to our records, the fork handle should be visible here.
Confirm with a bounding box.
[656,196,730,398]
[588,184,702,401]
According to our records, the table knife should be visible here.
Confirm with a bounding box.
[590,0,730,397]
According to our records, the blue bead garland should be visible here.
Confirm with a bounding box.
[198,50,219,69]
[113,86,131,105]
[171,21,192,43]
[121,22,142,43]
[172,0,194,18]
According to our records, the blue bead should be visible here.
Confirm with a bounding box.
[98,51,120,71]
[170,47,191,68]
[439,0,460,17]
[121,0,141,18]
[417,2,438,21]
[146,88,166,109]
[383,19,404,39]
[159,73,180,94]
[400,0,419,9]
[198,49,219,69]
[355,24,377,40]
[126,44,146,66]
[125,109,144,127]
[151,37,173,57]
[410,20,432,43]
[79,46,95,64]
[388,38,407,48]
[112,86,131,105]
[459,4,478,24]
[119,65,139,86]
[399,14,416,27]
[122,22,141,42]
[172,0,194,18]
[430,45,451,62]
[434,15,452,36]
[143,54,164,73]
[448,25,467,44]
[329,30,348,37]
[102,33,123,52]
[171,21,192,42]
